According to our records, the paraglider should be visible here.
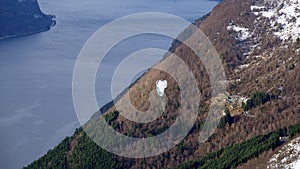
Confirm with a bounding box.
[155,80,168,119]
[156,80,167,97]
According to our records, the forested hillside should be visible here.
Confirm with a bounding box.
[25,0,300,168]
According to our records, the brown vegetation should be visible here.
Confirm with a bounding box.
[27,0,300,168]
[95,0,300,168]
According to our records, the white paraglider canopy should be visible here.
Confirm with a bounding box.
[156,80,167,97]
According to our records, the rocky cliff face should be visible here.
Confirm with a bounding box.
[0,0,55,39]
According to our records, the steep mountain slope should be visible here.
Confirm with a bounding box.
[267,136,300,169]
[25,0,300,168]
[0,0,55,39]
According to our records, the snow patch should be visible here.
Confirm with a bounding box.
[267,137,300,169]
[238,64,250,69]
[254,55,266,60]
[251,0,300,41]
[251,5,266,10]
[289,159,300,169]
[227,25,251,41]
[261,11,275,18]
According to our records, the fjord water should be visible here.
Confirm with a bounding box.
[0,0,218,168]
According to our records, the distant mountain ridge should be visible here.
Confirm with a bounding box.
[0,0,55,39]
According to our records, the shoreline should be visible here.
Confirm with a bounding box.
[0,28,49,40]
[0,22,56,41]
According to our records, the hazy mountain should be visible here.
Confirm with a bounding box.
[24,0,300,168]
[0,0,55,39]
